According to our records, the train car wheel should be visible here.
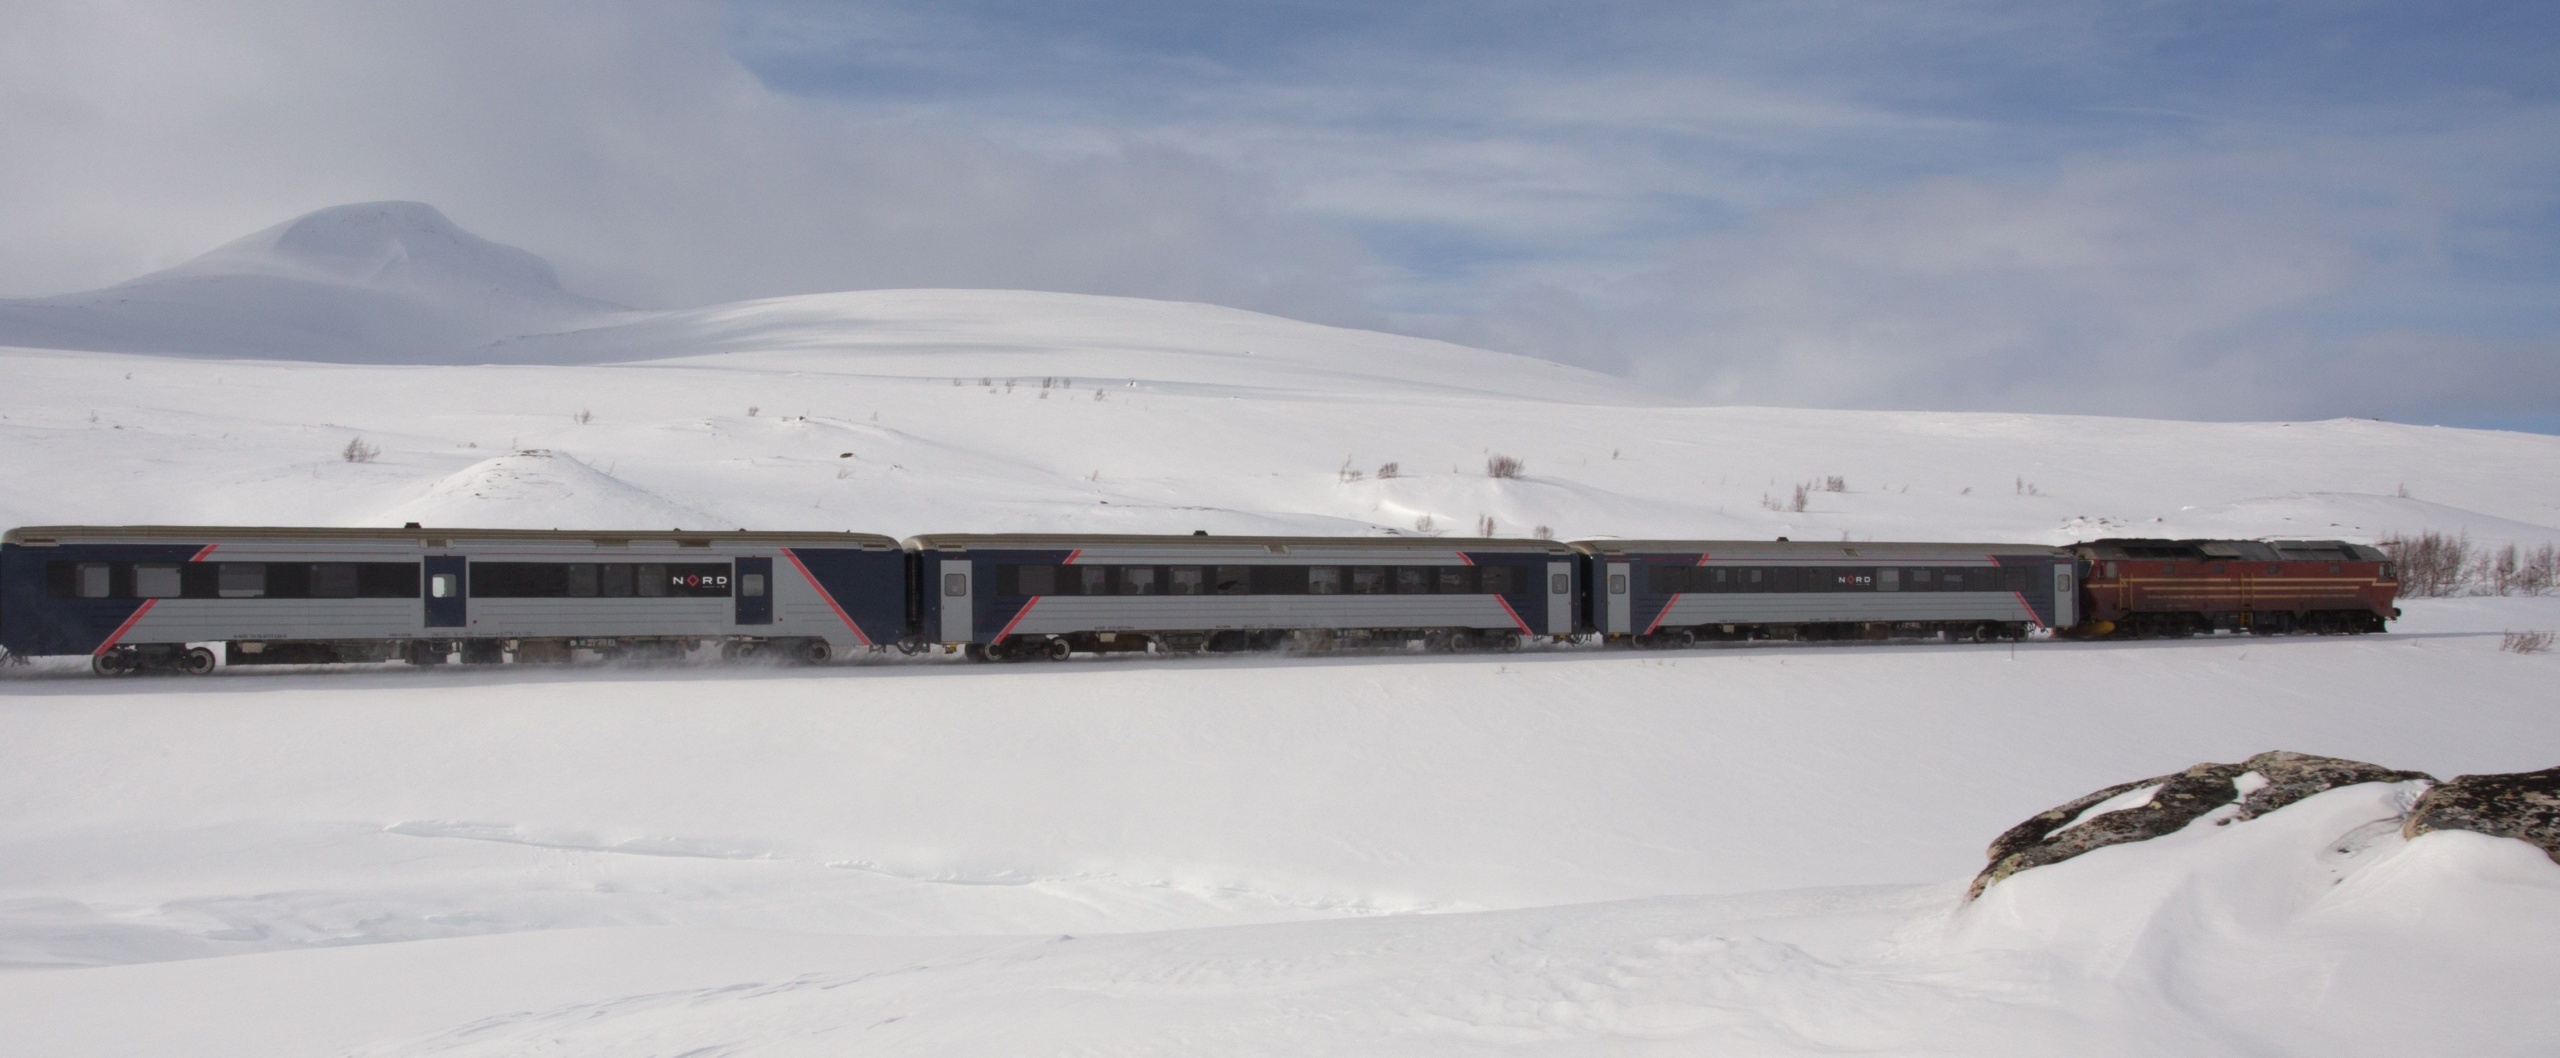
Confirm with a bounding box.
[1442,629,1473,653]
[1968,623,1997,643]
[1044,637,1073,661]
[1498,630,1525,652]
[179,647,217,676]
[1672,628,1697,649]
[91,652,134,677]
[799,639,834,665]
[963,643,990,662]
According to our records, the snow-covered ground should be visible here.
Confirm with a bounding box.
[2,205,2556,1054]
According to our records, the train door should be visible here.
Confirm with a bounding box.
[424,556,465,628]
[2053,562,2076,629]
[938,559,974,643]
[1546,561,1573,635]
[1606,561,1631,635]
[735,556,773,626]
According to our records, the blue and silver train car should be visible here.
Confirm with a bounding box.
[0,526,906,674]
[1573,539,2077,645]
[908,533,1580,659]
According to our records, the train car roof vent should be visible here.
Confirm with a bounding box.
[2200,542,2244,558]
[403,522,421,529]
[1194,530,1208,536]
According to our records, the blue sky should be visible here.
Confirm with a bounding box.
[2,1,2554,427]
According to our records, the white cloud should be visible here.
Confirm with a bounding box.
[0,1,1376,322]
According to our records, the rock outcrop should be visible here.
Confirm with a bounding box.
[1971,751,2433,898]
[2404,767,2560,865]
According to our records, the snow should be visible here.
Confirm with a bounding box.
[2,205,2557,1054]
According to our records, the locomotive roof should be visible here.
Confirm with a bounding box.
[2074,538,2385,562]
[1567,539,2070,558]
[904,533,1575,554]
[2,525,903,549]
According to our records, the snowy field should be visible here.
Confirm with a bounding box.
[2,206,2557,1054]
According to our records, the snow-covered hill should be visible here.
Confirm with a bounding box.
[0,202,626,362]
[1,205,2555,1056]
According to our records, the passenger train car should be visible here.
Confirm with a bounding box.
[0,525,906,674]
[0,524,2401,675]
[910,533,1578,659]
[1574,540,2077,645]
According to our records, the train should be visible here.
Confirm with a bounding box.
[0,524,2401,675]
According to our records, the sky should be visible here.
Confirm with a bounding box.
[2,1,2556,428]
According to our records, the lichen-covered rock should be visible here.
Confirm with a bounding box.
[2402,767,2560,864]
[1969,750,2432,898]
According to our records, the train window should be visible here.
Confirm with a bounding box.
[218,563,266,598]
[1609,573,1627,594]
[2004,568,2030,591]
[600,563,635,597]
[1308,567,1342,594]
[1647,566,1687,594]
[135,564,182,599]
[1482,566,1514,593]
[1014,564,1056,596]
[1119,567,1158,594]
[1747,568,1763,586]
[357,563,420,598]
[1248,566,1305,594]
[77,563,112,598]
[430,573,458,599]
[1169,566,1205,595]
[1351,566,1386,594]
[1550,572,1569,595]
[2101,562,2116,579]
[2058,572,2073,593]
[943,572,967,597]
[1214,566,1251,595]
[636,564,668,597]
[741,573,766,598]
[1437,567,1472,593]
[310,563,360,599]
[1395,568,1430,594]
[566,564,600,598]
[1079,566,1109,595]
[2381,563,2395,580]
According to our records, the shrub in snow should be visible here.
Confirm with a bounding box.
[1486,454,1524,479]
[1376,462,1399,479]
[341,436,381,463]
[2502,630,2554,654]
[1971,751,2432,898]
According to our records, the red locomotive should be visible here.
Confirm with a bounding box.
[2071,539,2399,637]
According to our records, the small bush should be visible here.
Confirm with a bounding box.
[1377,462,1400,479]
[574,408,593,425]
[2503,630,2554,654]
[1487,454,1525,479]
[1477,514,1496,537]
[1789,483,1809,513]
[1414,513,1436,533]
[341,436,381,463]
[2380,531,2474,597]
[1823,475,1845,492]
[1534,524,1553,539]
